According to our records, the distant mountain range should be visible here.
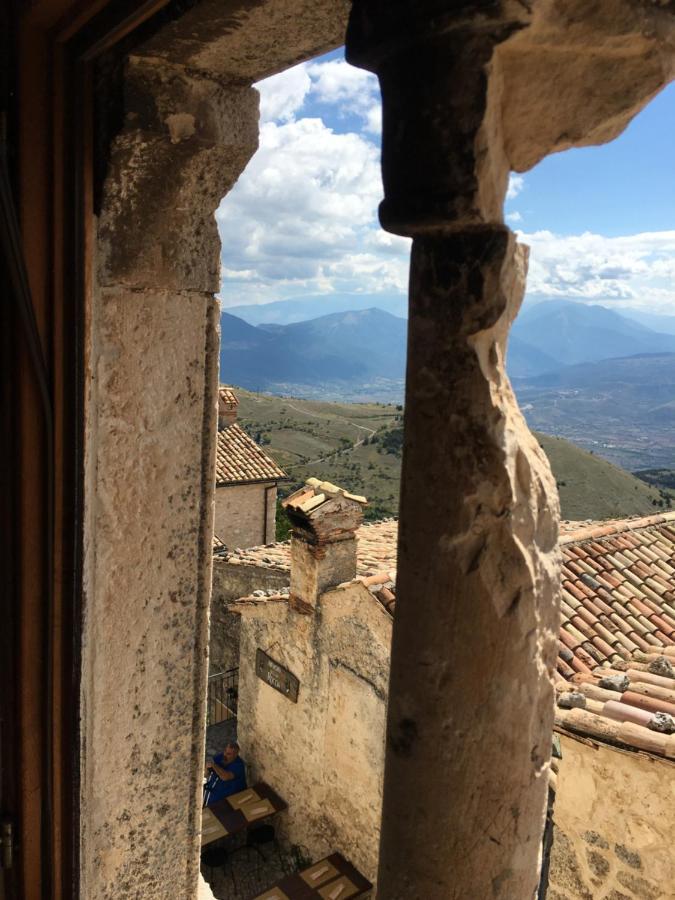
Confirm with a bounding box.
[224,293,408,326]
[220,307,407,397]
[219,299,675,468]
[508,300,675,376]
[221,297,675,389]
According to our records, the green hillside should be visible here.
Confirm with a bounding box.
[234,388,672,522]
[536,433,672,520]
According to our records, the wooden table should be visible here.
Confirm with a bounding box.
[201,782,287,847]
[253,852,372,900]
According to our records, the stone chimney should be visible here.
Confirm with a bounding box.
[282,478,367,613]
[218,386,238,429]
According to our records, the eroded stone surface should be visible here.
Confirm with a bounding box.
[348,5,562,894]
[549,735,673,899]
[82,289,220,898]
[500,1,675,171]
[133,0,351,82]
[98,57,258,292]
[372,231,560,899]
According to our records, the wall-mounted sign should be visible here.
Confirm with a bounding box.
[256,649,300,703]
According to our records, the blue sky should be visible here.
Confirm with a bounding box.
[216,49,675,316]
[510,84,675,237]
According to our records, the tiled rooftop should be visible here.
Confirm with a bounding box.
[225,511,675,756]
[553,512,675,759]
[555,647,675,759]
[215,423,286,486]
[557,512,675,677]
[223,518,398,575]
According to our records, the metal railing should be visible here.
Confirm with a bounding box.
[207,667,239,726]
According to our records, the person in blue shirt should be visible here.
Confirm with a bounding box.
[203,741,247,807]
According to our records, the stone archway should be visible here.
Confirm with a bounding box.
[83,1,675,897]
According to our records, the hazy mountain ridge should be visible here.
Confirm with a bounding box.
[508,300,675,376]
[223,297,675,382]
[224,293,408,325]
[220,307,407,397]
[517,353,675,470]
[220,300,675,468]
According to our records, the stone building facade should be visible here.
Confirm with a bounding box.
[548,733,674,900]
[231,480,393,883]
[214,387,286,550]
[210,518,397,673]
[219,508,675,896]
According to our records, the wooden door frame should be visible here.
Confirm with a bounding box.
[5,3,174,897]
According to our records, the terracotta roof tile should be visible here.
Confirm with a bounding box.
[215,422,286,485]
[226,507,675,755]
[218,386,238,409]
[556,512,675,757]
[221,519,399,578]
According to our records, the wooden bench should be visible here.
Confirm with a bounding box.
[253,851,372,899]
[201,782,287,846]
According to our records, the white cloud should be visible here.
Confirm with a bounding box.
[255,57,381,132]
[306,59,381,134]
[256,62,312,124]
[216,115,410,306]
[519,229,675,313]
[222,52,675,319]
[507,174,525,200]
[216,57,400,307]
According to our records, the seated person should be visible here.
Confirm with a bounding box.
[203,741,247,807]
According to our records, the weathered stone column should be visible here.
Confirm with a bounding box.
[347,3,561,898]
[81,57,258,899]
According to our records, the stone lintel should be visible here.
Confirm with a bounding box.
[131,0,352,84]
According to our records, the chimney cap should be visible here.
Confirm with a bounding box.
[284,478,367,515]
[219,385,239,410]
[283,478,367,543]
[218,386,239,429]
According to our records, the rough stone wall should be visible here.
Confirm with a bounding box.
[209,606,242,676]
[213,481,276,550]
[548,734,675,900]
[210,559,289,672]
[237,582,392,882]
[82,55,259,900]
[290,536,357,610]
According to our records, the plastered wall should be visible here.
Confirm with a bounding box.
[236,582,392,882]
[210,559,289,672]
[214,481,276,550]
[548,734,675,900]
